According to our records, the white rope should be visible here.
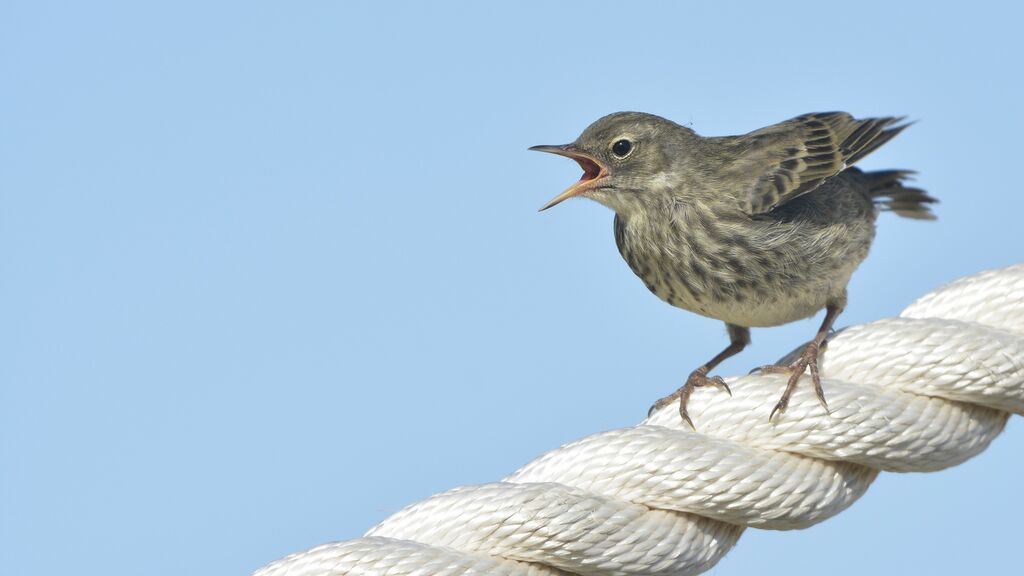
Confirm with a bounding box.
[256,264,1024,576]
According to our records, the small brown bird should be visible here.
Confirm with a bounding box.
[531,112,936,426]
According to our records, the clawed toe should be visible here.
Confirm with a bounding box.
[648,388,682,418]
[751,363,792,376]
[703,375,731,396]
[649,369,732,429]
[769,397,788,421]
[678,405,695,431]
[766,342,829,421]
[647,386,696,430]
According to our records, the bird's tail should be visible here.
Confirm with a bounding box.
[862,169,938,220]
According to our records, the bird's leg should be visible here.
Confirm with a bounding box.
[759,303,843,421]
[649,324,750,429]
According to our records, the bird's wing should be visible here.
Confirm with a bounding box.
[729,112,909,215]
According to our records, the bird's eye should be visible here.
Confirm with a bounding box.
[612,139,633,158]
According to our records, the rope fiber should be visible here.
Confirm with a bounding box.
[256,264,1024,576]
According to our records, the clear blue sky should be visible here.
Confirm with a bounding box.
[2,2,1022,574]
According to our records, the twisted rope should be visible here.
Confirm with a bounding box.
[256,264,1024,576]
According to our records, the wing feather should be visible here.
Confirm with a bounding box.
[737,112,910,214]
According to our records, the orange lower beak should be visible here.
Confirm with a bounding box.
[529,144,608,211]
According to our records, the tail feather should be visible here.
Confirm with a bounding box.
[861,169,938,220]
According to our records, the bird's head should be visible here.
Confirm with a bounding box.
[530,112,695,213]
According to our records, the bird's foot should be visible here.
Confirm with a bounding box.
[753,341,828,421]
[648,367,731,430]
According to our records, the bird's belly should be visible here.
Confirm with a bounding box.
[635,259,844,328]
[668,285,825,327]
[614,210,871,328]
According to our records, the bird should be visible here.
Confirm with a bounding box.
[530,111,936,427]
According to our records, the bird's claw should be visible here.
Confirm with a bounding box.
[679,408,695,431]
[769,397,788,422]
[648,368,731,429]
[647,389,681,418]
[758,341,829,421]
[704,375,732,397]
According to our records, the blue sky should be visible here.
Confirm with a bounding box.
[2,2,1022,574]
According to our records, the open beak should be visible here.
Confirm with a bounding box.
[529,144,609,211]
